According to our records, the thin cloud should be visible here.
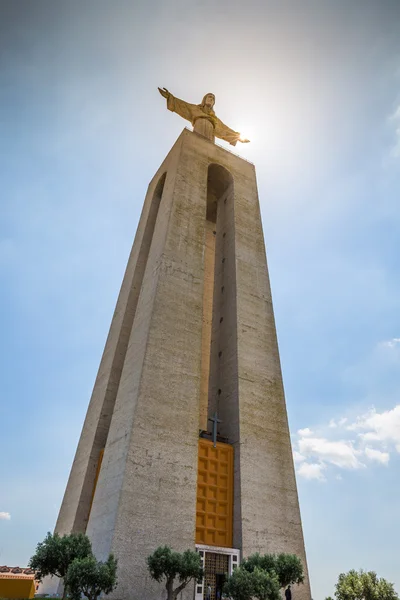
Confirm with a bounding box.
[297,462,326,481]
[293,450,306,464]
[380,337,400,349]
[295,402,400,480]
[298,436,364,470]
[328,417,347,428]
[349,405,400,449]
[365,447,390,465]
[298,427,313,437]
[0,512,11,521]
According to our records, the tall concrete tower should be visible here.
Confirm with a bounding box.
[53,128,311,600]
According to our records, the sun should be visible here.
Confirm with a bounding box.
[237,124,254,143]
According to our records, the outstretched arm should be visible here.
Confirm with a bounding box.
[214,117,250,146]
[157,87,196,124]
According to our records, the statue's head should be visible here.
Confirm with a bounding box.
[201,93,215,110]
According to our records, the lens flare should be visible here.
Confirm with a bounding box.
[239,132,251,143]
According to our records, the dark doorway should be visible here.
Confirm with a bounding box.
[215,573,226,599]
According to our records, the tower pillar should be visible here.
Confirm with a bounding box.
[52,129,311,600]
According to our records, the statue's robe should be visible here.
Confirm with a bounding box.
[166,93,241,146]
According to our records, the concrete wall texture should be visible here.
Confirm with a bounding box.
[53,129,311,600]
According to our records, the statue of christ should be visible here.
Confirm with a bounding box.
[158,88,250,146]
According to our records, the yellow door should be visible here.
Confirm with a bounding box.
[196,439,233,547]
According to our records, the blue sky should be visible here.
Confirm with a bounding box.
[1,1,400,598]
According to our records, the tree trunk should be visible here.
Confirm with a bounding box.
[173,579,189,599]
[61,582,68,600]
[166,578,174,600]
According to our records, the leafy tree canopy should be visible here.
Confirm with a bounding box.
[251,568,281,600]
[223,567,257,600]
[67,554,118,600]
[147,546,203,600]
[29,532,93,600]
[241,553,304,588]
[224,566,281,600]
[335,570,398,600]
[29,532,93,581]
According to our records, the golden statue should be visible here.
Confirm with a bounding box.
[158,88,250,146]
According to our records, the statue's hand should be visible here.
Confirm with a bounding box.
[158,87,170,99]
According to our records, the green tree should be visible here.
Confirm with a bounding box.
[223,568,255,600]
[335,569,398,600]
[250,568,281,600]
[241,554,276,576]
[29,532,93,600]
[224,553,303,600]
[146,546,203,600]
[224,567,281,600]
[274,553,305,588]
[241,553,304,588]
[66,554,118,600]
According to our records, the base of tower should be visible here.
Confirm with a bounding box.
[195,544,240,600]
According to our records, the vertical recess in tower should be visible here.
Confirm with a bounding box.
[78,172,167,531]
[197,163,240,548]
[199,171,217,431]
[199,163,239,443]
[205,164,239,445]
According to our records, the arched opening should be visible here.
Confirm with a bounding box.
[199,164,234,435]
